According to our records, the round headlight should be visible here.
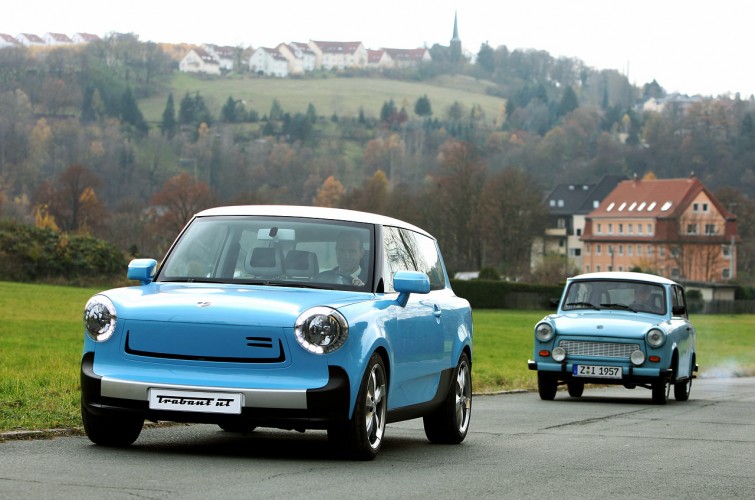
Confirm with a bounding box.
[535,322,554,342]
[630,349,646,366]
[645,328,666,348]
[295,307,348,354]
[84,295,117,342]
[552,346,566,362]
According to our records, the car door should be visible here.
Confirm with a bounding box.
[671,284,695,379]
[381,226,451,409]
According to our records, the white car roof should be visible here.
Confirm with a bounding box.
[195,205,432,238]
[568,271,679,286]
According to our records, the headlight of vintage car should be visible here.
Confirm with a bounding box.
[535,322,554,342]
[645,328,666,348]
[552,346,566,362]
[295,307,349,354]
[630,349,646,366]
[84,295,117,342]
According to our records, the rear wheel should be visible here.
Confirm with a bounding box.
[538,373,558,400]
[81,402,143,447]
[567,380,584,398]
[674,378,692,401]
[424,353,472,444]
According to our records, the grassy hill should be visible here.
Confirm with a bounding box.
[139,72,507,125]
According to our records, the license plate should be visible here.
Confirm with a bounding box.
[573,365,622,379]
[148,389,242,414]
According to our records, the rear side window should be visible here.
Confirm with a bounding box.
[382,226,446,292]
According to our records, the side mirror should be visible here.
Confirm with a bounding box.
[549,298,560,309]
[393,271,430,307]
[127,258,158,285]
[672,305,687,317]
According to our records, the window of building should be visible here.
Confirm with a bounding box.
[618,223,624,234]
[647,245,654,256]
[637,244,643,256]
[693,203,699,212]
[638,224,643,234]
[597,223,602,234]
[618,244,624,255]
[628,245,633,256]
[723,245,731,257]
[723,268,731,279]
[557,218,566,228]
[703,203,709,212]
[608,244,613,256]
[618,265,624,272]
[596,265,601,272]
[576,228,582,236]
[557,199,564,207]
[687,223,698,234]
[628,223,633,234]
[585,265,591,272]
[671,267,680,278]
[596,244,602,255]
[705,224,716,235]
[608,223,613,234]
[659,246,666,257]
[585,243,591,254]
[647,224,653,235]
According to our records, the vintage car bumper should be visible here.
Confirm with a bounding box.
[528,359,671,383]
[81,352,350,428]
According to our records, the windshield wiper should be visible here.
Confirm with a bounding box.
[600,303,638,312]
[565,301,599,310]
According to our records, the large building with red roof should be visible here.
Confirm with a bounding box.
[581,176,738,282]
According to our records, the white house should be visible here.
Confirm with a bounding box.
[72,33,101,44]
[367,49,392,69]
[179,48,221,75]
[202,44,238,72]
[16,33,45,46]
[308,41,367,70]
[0,33,19,48]
[277,42,316,74]
[382,48,432,68]
[43,33,73,46]
[249,47,289,77]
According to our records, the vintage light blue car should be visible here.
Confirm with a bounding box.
[528,272,697,404]
[81,206,473,459]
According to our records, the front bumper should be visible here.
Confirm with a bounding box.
[81,352,350,429]
[528,359,671,384]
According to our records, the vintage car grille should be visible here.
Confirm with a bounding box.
[559,340,640,359]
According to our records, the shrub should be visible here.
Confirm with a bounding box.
[0,219,126,283]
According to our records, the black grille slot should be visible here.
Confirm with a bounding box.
[247,337,274,348]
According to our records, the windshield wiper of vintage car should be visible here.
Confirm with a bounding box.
[565,301,600,310]
[600,303,638,313]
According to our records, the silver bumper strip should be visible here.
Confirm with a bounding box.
[101,377,308,409]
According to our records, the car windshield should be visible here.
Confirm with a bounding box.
[157,216,374,290]
[562,279,667,315]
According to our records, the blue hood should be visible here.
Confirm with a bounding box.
[552,311,662,340]
[101,283,369,328]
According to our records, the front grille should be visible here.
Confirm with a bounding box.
[559,340,639,359]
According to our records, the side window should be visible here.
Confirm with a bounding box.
[382,227,446,292]
[672,286,688,318]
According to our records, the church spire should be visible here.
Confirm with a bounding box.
[450,11,462,62]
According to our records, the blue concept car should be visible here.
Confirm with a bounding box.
[529,272,697,404]
[81,205,473,459]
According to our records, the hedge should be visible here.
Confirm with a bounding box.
[0,219,126,282]
[450,279,563,310]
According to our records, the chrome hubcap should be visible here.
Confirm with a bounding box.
[455,361,472,433]
[365,363,386,449]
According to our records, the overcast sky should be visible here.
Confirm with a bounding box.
[4,0,753,97]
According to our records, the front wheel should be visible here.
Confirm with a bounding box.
[81,402,144,446]
[328,353,387,460]
[567,380,584,398]
[423,353,472,444]
[674,378,692,401]
[538,373,558,400]
[651,380,669,405]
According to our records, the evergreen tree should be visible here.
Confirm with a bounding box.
[160,93,177,138]
[557,85,579,117]
[415,95,433,117]
[476,43,495,75]
[120,88,149,135]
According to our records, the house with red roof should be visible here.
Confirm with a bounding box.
[178,47,221,75]
[0,33,19,48]
[308,41,367,70]
[16,33,45,46]
[43,32,73,46]
[581,175,738,282]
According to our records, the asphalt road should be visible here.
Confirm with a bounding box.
[2,377,754,499]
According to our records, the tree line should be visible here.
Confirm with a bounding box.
[0,35,754,282]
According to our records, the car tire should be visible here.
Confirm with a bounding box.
[218,423,257,434]
[538,373,558,400]
[81,402,143,447]
[651,380,668,405]
[423,352,472,444]
[567,380,584,398]
[328,353,387,460]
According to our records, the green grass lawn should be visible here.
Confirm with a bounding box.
[139,73,506,124]
[1,281,753,433]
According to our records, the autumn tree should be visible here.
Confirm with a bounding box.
[313,175,345,207]
[149,172,216,245]
[33,164,108,235]
[478,167,547,278]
